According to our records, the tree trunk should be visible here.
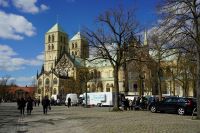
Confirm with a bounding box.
[173,77,176,96]
[196,50,200,119]
[113,66,120,111]
[158,73,162,101]
[123,63,129,94]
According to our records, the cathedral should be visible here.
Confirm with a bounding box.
[36,23,153,100]
[36,23,195,100]
[36,23,149,100]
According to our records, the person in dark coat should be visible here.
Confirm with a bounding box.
[42,96,50,114]
[18,97,26,116]
[27,97,33,115]
[67,97,71,108]
[135,97,141,110]
[37,98,40,106]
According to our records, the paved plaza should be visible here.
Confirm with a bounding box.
[0,103,200,133]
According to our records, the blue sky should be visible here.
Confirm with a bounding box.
[0,0,159,86]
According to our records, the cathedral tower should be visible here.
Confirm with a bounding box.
[44,23,69,71]
[69,32,89,59]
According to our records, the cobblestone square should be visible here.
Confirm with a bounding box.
[0,103,200,133]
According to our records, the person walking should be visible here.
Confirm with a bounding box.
[42,96,50,114]
[37,98,40,106]
[67,97,71,108]
[27,97,33,115]
[18,97,26,116]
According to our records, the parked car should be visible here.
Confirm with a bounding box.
[149,97,196,115]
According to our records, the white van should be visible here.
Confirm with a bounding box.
[65,93,78,106]
[82,92,113,106]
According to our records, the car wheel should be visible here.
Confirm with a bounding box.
[177,107,185,115]
[150,106,157,113]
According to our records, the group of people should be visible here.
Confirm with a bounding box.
[122,96,148,111]
[17,96,51,116]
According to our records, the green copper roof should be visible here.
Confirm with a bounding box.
[47,23,65,33]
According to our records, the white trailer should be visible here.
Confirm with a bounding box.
[83,92,113,106]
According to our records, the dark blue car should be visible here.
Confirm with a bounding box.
[149,97,196,115]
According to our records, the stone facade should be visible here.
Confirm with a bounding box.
[37,23,88,100]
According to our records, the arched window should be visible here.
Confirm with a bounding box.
[48,44,51,50]
[75,42,77,48]
[53,88,57,94]
[75,51,77,55]
[72,51,74,55]
[106,83,110,92]
[72,43,74,48]
[38,89,41,94]
[45,78,50,85]
[53,78,57,84]
[52,35,54,42]
[48,35,51,42]
[97,71,101,78]
[52,44,54,50]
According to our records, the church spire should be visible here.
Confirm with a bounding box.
[37,70,39,79]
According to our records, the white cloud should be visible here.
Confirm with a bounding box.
[12,0,49,14]
[40,4,49,11]
[0,44,43,71]
[36,54,44,60]
[0,45,17,57]
[10,76,36,86]
[0,0,9,7]
[17,76,36,83]
[0,11,36,40]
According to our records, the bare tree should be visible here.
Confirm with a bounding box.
[0,75,11,100]
[158,0,200,118]
[149,32,175,100]
[84,7,139,110]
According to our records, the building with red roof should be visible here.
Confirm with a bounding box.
[8,86,36,100]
